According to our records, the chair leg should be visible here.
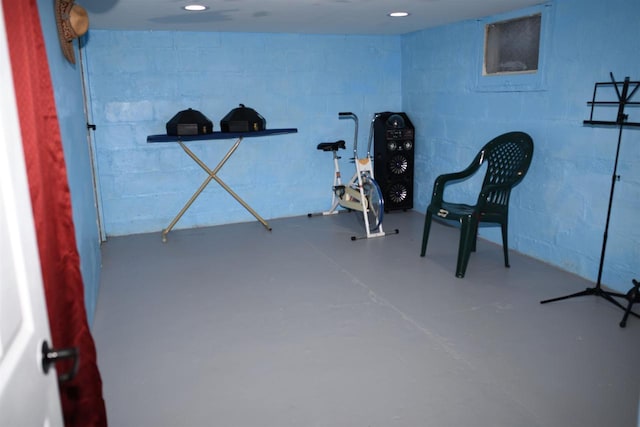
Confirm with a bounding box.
[471,221,479,252]
[501,221,510,268]
[456,218,475,278]
[420,213,433,257]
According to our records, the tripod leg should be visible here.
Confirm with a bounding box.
[599,290,629,312]
[620,306,632,328]
[620,279,640,328]
[540,287,596,304]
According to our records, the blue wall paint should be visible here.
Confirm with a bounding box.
[37,0,101,325]
[84,31,402,236]
[403,0,640,293]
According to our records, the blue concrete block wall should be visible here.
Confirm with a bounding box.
[84,31,402,236]
[403,0,640,293]
[37,0,101,325]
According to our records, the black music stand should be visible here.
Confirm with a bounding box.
[540,73,640,325]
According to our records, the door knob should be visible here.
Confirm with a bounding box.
[41,341,79,382]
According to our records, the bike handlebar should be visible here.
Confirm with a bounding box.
[338,112,383,159]
[339,113,359,158]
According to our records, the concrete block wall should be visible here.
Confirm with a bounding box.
[84,32,402,237]
[37,0,102,324]
[403,0,640,292]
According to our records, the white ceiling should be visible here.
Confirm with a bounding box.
[80,0,545,35]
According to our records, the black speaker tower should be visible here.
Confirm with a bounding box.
[373,112,414,212]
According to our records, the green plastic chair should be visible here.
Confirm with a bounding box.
[420,131,534,278]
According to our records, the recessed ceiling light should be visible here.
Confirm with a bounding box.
[183,4,208,11]
[388,11,410,18]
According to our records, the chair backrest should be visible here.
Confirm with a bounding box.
[478,131,534,208]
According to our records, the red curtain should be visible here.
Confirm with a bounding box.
[3,1,107,426]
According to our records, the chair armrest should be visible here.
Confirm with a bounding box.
[431,155,484,203]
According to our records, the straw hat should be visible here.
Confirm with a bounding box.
[55,0,89,64]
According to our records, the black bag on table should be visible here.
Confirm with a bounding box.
[220,104,266,132]
[166,108,214,136]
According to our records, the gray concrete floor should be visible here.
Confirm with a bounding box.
[93,211,640,427]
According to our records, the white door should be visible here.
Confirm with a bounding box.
[0,9,64,427]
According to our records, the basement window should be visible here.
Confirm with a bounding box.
[484,14,541,76]
[474,3,552,92]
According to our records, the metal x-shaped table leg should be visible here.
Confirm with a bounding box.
[161,138,271,242]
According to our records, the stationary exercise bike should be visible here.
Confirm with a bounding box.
[308,112,398,240]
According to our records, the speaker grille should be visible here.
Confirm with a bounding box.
[388,183,408,204]
[389,154,408,175]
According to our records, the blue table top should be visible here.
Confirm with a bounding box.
[147,128,298,143]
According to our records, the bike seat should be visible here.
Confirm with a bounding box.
[316,140,346,152]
